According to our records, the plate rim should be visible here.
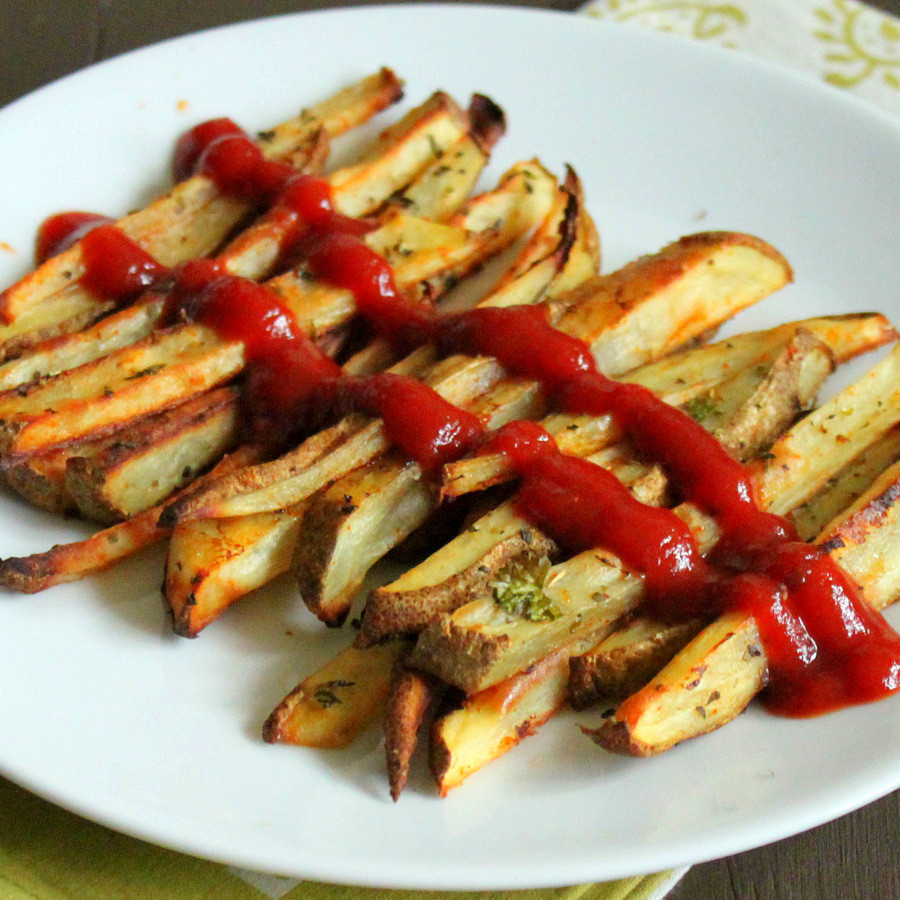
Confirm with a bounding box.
[1,3,899,889]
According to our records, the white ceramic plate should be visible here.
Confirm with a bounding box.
[1,5,899,890]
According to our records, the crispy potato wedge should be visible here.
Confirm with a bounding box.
[295,452,439,626]
[819,459,900,612]
[263,641,410,748]
[65,387,241,523]
[430,641,576,796]
[0,88,480,389]
[164,170,575,525]
[589,611,768,757]
[0,70,403,355]
[165,507,304,638]
[567,617,705,709]
[590,460,900,756]
[0,446,261,593]
[377,328,833,658]
[753,342,900,516]
[557,231,792,376]
[442,313,893,498]
[385,667,442,800]
[0,295,168,392]
[5,387,238,518]
[789,424,900,541]
[568,343,900,708]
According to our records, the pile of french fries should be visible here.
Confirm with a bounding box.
[2,71,899,802]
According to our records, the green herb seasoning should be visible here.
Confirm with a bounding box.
[491,556,559,622]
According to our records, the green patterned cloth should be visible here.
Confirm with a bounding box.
[0,779,682,899]
[582,0,900,118]
[4,2,899,898]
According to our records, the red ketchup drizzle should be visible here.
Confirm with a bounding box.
[79,225,169,301]
[461,308,900,717]
[34,115,900,717]
[35,212,113,265]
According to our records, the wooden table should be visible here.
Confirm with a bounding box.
[2,2,899,898]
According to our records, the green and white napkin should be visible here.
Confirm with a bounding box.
[581,0,900,118]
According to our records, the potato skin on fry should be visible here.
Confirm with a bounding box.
[385,666,442,801]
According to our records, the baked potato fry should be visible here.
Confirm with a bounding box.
[442,312,895,498]
[0,326,246,459]
[752,341,900,516]
[0,70,404,356]
[430,640,576,796]
[0,446,261,593]
[263,641,410,748]
[789,424,900,541]
[385,666,443,800]
[568,345,900,709]
[591,458,900,756]
[5,387,239,518]
[370,326,835,652]
[165,507,304,638]
[0,89,483,390]
[65,387,241,523]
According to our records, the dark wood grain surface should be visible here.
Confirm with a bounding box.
[2,2,899,898]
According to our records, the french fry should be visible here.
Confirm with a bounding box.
[385,667,443,800]
[752,342,900,516]
[568,345,900,709]
[428,429,900,789]
[0,89,484,392]
[4,387,239,518]
[408,334,838,693]
[789,425,900,541]
[165,508,305,638]
[442,313,896,498]
[590,457,900,757]
[0,445,262,593]
[0,326,246,459]
[0,70,404,357]
[65,387,241,523]
[365,325,836,650]
[567,617,705,709]
[430,639,579,796]
[263,641,410,749]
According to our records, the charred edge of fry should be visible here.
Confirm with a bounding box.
[818,468,900,558]
[466,94,506,153]
[385,666,443,801]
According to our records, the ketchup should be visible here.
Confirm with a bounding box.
[35,212,112,265]
[463,310,900,717]
[32,115,900,718]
